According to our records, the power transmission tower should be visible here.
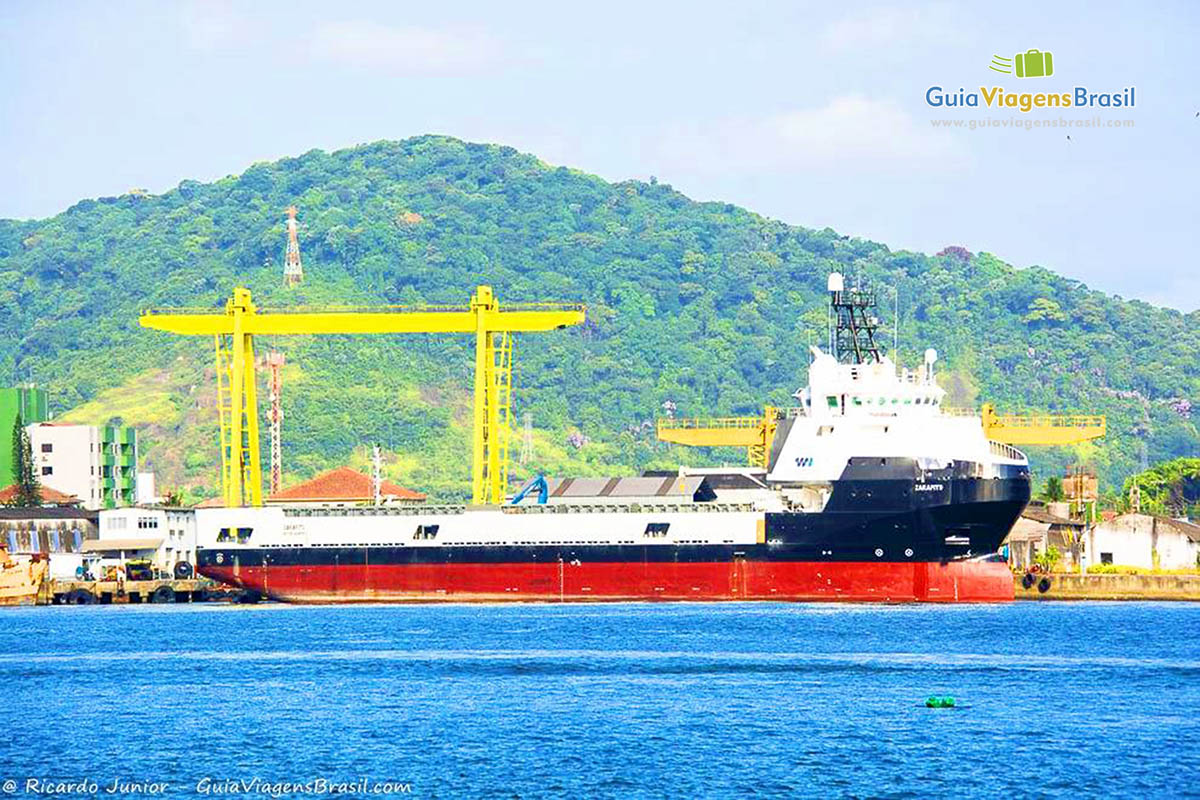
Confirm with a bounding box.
[283,205,303,287]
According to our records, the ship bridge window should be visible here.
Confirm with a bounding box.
[644,523,669,538]
[217,527,253,543]
[413,524,439,541]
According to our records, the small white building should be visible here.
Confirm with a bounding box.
[1086,513,1200,570]
[96,506,197,576]
[1004,505,1086,571]
[136,471,160,505]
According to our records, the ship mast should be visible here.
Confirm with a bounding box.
[827,272,882,365]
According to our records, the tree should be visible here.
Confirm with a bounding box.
[9,415,40,507]
[1035,545,1062,573]
[1040,476,1065,502]
[1023,297,1067,325]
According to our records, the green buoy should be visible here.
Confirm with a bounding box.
[925,696,956,708]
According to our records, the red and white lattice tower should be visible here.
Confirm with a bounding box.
[283,205,303,287]
[264,351,285,495]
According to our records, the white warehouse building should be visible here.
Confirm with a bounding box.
[95,506,198,577]
[1086,513,1200,570]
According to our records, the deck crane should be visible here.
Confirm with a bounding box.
[139,286,585,507]
[979,403,1106,446]
[656,407,779,470]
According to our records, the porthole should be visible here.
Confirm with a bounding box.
[905,548,914,557]
[875,548,884,557]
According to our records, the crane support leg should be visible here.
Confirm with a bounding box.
[468,287,506,504]
[241,333,262,507]
[470,286,515,505]
[490,331,513,504]
[472,293,490,504]
[215,289,263,507]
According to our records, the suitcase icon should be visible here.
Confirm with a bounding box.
[1014,49,1053,78]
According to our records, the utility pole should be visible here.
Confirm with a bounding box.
[372,444,383,506]
[519,411,534,466]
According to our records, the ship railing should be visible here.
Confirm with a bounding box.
[989,412,1107,429]
[282,505,467,518]
[280,502,757,517]
[656,416,764,431]
[989,441,1025,461]
[503,502,755,514]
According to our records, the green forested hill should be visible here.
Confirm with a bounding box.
[0,135,1196,501]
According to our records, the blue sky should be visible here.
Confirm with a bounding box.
[1,1,1197,308]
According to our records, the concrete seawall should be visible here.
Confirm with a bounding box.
[1016,573,1200,601]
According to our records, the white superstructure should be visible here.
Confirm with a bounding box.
[768,343,1026,486]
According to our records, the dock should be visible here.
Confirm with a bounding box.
[41,578,257,605]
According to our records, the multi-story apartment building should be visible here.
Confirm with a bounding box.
[26,423,138,510]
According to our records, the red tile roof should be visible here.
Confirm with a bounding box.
[268,467,425,503]
[0,484,81,506]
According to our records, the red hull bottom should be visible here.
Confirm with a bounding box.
[203,559,1015,604]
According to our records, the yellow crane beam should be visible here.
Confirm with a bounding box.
[981,403,1106,446]
[140,286,585,507]
[656,406,778,469]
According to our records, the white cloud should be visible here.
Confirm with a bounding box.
[822,4,959,51]
[311,20,502,75]
[654,95,968,175]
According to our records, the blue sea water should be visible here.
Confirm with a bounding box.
[2,602,1199,799]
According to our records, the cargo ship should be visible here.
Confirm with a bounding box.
[196,275,1030,603]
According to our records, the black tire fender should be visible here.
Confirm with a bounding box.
[68,589,96,605]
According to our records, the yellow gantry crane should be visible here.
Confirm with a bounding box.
[656,406,779,469]
[980,403,1106,446]
[140,286,585,507]
[658,403,1105,469]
